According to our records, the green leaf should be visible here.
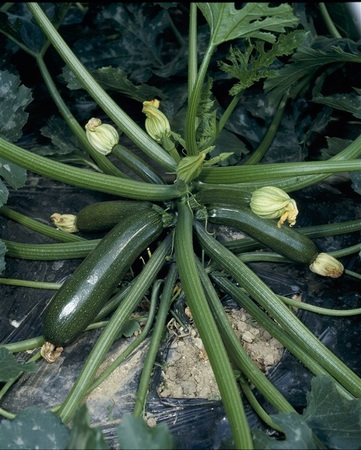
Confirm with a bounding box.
[219,30,308,96]
[0,70,30,194]
[117,414,174,450]
[0,158,28,190]
[69,3,176,83]
[119,319,141,338]
[320,137,353,159]
[350,169,361,195]
[0,347,37,381]
[252,413,316,449]
[0,4,69,55]
[264,37,361,104]
[0,180,9,207]
[0,407,69,449]
[62,66,163,102]
[197,3,299,46]
[65,404,109,450]
[253,375,361,449]
[0,240,6,275]
[196,77,217,149]
[303,375,361,449]
[313,92,361,119]
[0,70,33,143]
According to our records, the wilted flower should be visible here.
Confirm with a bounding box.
[51,213,78,233]
[250,186,299,228]
[142,99,171,142]
[309,253,344,278]
[85,118,119,155]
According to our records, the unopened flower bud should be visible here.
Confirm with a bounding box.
[51,213,78,233]
[85,118,119,155]
[142,99,171,142]
[250,186,299,228]
[309,253,344,278]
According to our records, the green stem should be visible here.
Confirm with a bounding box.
[3,239,99,260]
[133,265,178,416]
[319,3,342,39]
[238,376,283,433]
[27,3,177,172]
[89,284,160,395]
[277,295,361,317]
[0,138,183,201]
[175,200,253,449]
[330,243,361,258]
[197,132,361,192]
[194,221,361,398]
[244,93,288,165]
[36,55,127,178]
[196,258,295,414]
[58,233,172,423]
[216,94,241,140]
[199,159,361,184]
[185,30,216,155]
[223,218,361,253]
[1,337,45,353]
[345,269,361,281]
[0,205,85,243]
[188,3,198,92]
[112,144,165,184]
[211,274,354,400]
[0,407,15,420]
[0,278,61,290]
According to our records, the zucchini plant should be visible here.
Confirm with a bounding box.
[0,3,360,449]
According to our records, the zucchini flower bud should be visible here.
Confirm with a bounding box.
[85,118,119,155]
[51,213,78,233]
[309,253,344,278]
[142,99,171,142]
[250,186,299,228]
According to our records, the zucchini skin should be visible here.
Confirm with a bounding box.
[76,200,153,232]
[42,207,165,347]
[208,205,319,265]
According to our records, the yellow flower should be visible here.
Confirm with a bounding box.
[250,186,299,228]
[142,100,171,142]
[309,253,344,278]
[85,118,119,155]
[51,213,78,233]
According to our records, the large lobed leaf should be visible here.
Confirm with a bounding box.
[197,3,299,46]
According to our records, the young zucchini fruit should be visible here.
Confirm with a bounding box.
[41,206,171,362]
[76,199,154,232]
[207,205,344,277]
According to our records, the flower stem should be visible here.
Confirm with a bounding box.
[36,56,127,178]
[0,205,85,243]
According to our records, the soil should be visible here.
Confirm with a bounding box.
[158,306,284,400]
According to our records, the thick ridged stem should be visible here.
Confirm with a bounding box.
[0,137,182,201]
[175,201,253,449]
